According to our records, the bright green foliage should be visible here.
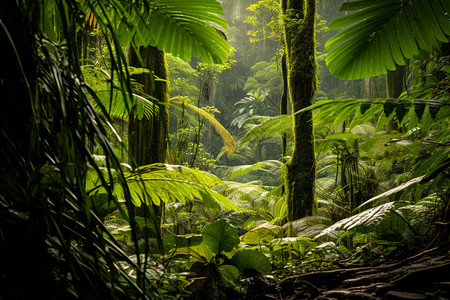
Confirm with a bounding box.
[243,60,283,102]
[201,219,240,253]
[245,0,281,43]
[240,115,293,145]
[326,0,450,79]
[231,89,277,128]
[82,65,157,120]
[87,163,240,211]
[167,54,199,99]
[226,160,282,180]
[87,0,231,65]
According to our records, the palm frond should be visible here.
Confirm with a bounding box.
[240,115,293,145]
[326,0,450,79]
[90,0,231,65]
[225,160,282,180]
[82,65,158,120]
[170,97,236,153]
[296,98,447,131]
[356,175,425,210]
[87,163,240,211]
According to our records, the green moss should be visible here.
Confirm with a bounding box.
[283,0,317,221]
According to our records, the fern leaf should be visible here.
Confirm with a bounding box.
[316,202,396,238]
[240,115,292,145]
[356,175,425,210]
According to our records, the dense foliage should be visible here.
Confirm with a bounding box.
[1,0,449,299]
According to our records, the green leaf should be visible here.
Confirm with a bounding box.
[226,160,282,180]
[356,176,425,210]
[93,0,231,65]
[242,224,280,245]
[325,0,450,79]
[316,202,398,238]
[87,163,240,211]
[163,234,203,252]
[231,249,271,275]
[201,220,240,254]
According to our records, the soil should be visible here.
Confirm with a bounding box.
[241,247,450,300]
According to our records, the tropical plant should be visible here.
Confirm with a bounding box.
[325,0,450,79]
[0,0,238,298]
[166,219,272,298]
[231,89,277,129]
[304,0,450,256]
[243,59,283,103]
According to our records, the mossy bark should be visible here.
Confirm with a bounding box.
[280,52,288,162]
[283,0,317,221]
[128,46,169,239]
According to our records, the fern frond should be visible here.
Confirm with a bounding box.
[240,115,292,145]
[316,202,396,238]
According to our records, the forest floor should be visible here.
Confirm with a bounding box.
[241,247,450,300]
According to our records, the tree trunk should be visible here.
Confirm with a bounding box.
[283,0,317,221]
[386,65,405,131]
[128,46,169,239]
[363,77,379,99]
[280,52,288,163]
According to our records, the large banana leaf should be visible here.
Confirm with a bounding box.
[89,0,231,65]
[326,0,450,79]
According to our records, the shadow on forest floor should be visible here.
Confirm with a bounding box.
[237,247,450,300]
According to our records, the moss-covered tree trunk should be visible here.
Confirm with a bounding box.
[283,0,317,221]
[280,52,288,162]
[128,46,169,238]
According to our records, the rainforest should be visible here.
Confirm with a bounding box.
[1,0,450,299]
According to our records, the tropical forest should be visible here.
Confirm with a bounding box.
[2,0,450,299]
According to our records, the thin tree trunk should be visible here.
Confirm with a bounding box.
[280,52,288,162]
[283,0,317,221]
[386,65,405,131]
